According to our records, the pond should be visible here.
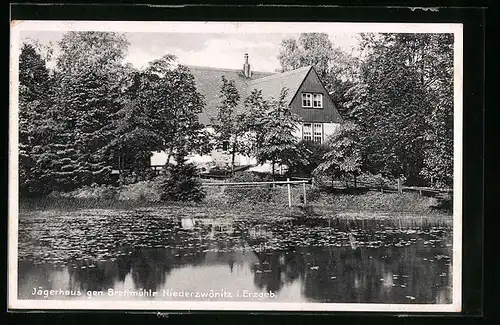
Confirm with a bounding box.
[17,206,453,304]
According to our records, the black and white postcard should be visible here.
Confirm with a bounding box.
[9,21,463,312]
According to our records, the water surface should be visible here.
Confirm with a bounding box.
[18,206,453,304]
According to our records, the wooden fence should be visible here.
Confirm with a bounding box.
[316,178,452,195]
[202,178,310,207]
[150,163,451,200]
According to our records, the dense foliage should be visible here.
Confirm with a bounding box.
[286,140,329,177]
[212,76,245,175]
[18,32,210,198]
[18,43,57,196]
[278,33,454,187]
[158,151,206,202]
[314,122,363,185]
[18,31,454,200]
[239,88,307,178]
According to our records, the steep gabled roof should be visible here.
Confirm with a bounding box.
[186,65,273,125]
[247,66,312,106]
[187,65,318,126]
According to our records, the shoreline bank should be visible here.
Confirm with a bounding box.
[18,191,452,220]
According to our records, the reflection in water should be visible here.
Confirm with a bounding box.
[18,209,453,303]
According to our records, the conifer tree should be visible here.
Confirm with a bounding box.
[18,43,59,195]
[52,31,129,187]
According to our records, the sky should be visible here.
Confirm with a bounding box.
[19,31,361,72]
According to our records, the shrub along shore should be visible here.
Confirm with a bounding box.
[20,175,453,219]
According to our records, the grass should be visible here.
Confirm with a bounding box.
[20,184,452,222]
[310,190,451,215]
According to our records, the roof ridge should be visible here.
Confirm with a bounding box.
[184,64,274,75]
[249,65,312,84]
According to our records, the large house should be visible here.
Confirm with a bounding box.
[151,54,343,171]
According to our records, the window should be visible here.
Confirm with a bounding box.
[302,93,312,107]
[222,141,229,151]
[302,93,323,108]
[313,94,323,108]
[303,123,312,141]
[313,123,323,143]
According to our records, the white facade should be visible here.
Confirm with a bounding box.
[323,122,341,142]
[150,122,340,171]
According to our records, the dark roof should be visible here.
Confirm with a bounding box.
[186,65,314,126]
[248,66,312,107]
[186,65,273,125]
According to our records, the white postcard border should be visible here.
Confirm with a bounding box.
[8,20,464,312]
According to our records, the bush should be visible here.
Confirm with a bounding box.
[158,162,205,202]
[225,172,275,203]
[311,191,439,214]
[205,172,318,206]
[118,180,162,202]
[307,187,322,201]
[287,140,329,176]
[357,173,396,189]
[49,184,119,200]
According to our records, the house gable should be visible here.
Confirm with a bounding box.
[186,60,342,127]
[247,66,312,108]
[289,67,342,123]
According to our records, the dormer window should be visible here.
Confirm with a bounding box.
[302,93,323,108]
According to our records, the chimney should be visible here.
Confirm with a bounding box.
[243,53,251,78]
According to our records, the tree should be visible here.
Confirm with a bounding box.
[158,149,206,202]
[137,57,212,165]
[100,99,164,182]
[239,89,269,154]
[314,122,363,187]
[287,140,330,177]
[277,33,361,120]
[18,43,60,196]
[278,33,333,79]
[49,31,130,188]
[344,33,454,186]
[104,55,211,178]
[252,88,306,179]
[417,34,454,188]
[212,76,243,175]
[56,31,129,76]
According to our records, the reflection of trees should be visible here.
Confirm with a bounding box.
[250,250,307,294]
[299,245,451,303]
[17,261,58,298]
[129,247,208,291]
[116,255,133,282]
[65,248,209,292]
[68,259,122,292]
[21,213,453,303]
[244,243,452,304]
[130,248,172,290]
[300,246,368,303]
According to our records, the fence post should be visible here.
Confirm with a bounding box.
[303,182,307,205]
[397,178,402,194]
[287,178,292,208]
